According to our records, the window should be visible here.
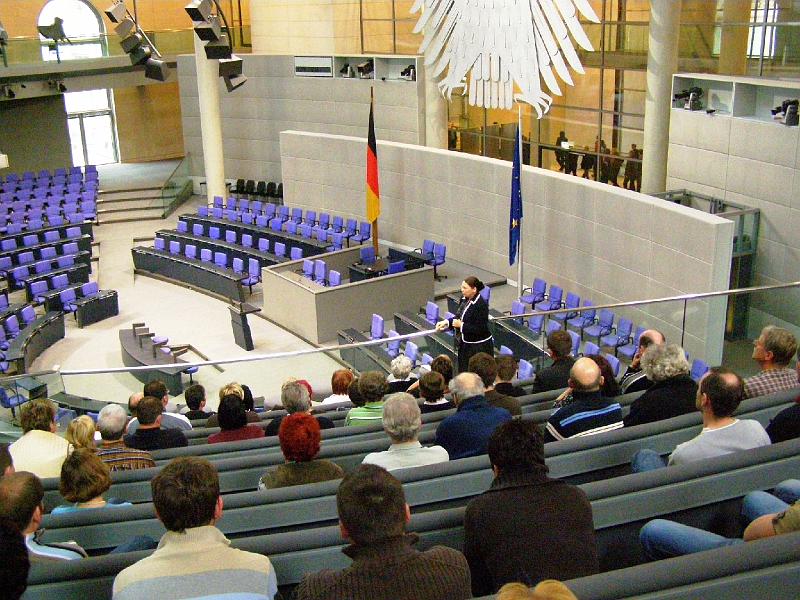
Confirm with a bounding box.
[38,0,106,62]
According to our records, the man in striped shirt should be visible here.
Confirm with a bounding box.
[95,404,155,471]
[544,357,623,442]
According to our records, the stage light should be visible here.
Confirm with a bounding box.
[129,45,152,66]
[107,3,169,82]
[224,73,247,92]
[115,17,136,38]
[185,0,213,22]
[145,58,170,82]
[204,33,232,60]
[120,31,144,53]
[194,15,222,42]
[186,0,245,93]
[104,1,127,24]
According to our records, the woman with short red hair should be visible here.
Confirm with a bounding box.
[258,413,344,489]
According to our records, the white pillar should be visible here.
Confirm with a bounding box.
[641,0,682,195]
[193,35,226,204]
[423,64,448,149]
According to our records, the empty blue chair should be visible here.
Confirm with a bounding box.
[691,358,710,382]
[177,221,188,233]
[499,345,513,356]
[318,213,330,230]
[242,213,255,225]
[388,260,404,274]
[5,315,21,338]
[270,218,283,232]
[232,257,245,275]
[421,353,433,366]
[40,247,57,260]
[242,234,253,248]
[209,227,221,240]
[255,215,269,228]
[302,259,314,279]
[424,301,439,325]
[601,317,633,355]
[250,200,262,214]
[304,210,316,225]
[518,359,534,380]
[386,330,401,358]
[200,249,212,262]
[213,196,224,208]
[567,300,596,335]
[480,286,491,304]
[431,243,446,280]
[0,387,27,418]
[28,219,44,231]
[328,232,344,251]
[583,341,600,356]
[213,252,227,268]
[404,341,419,365]
[226,197,237,211]
[185,244,197,260]
[370,314,384,340]
[553,292,580,323]
[30,280,49,305]
[212,207,223,219]
[34,261,50,275]
[51,274,69,290]
[62,242,78,255]
[66,212,85,224]
[154,238,165,251]
[274,242,286,257]
[0,239,16,252]
[344,218,358,239]
[520,277,547,306]
[535,285,563,312]
[360,246,376,265]
[584,309,615,343]
[258,238,269,253]
[328,270,342,287]
[44,230,60,243]
[509,300,526,326]
[20,305,36,326]
[418,239,434,261]
[299,224,312,238]
[528,314,545,339]
[605,353,621,378]
[241,258,261,292]
[60,288,79,317]
[225,230,237,244]
[169,241,180,255]
[198,206,209,217]
[285,221,298,235]
[290,247,303,261]
[56,255,73,268]
[264,204,276,220]
[23,234,38,247]
[18,251,34,265]
[545,320,562,336]
[0,257,11,279]
[331,216,344,232]
[291,207,303,223]
[80,281,99,297]
[568,330,581,356]
[313,259,327,285]
[352,222,371,244]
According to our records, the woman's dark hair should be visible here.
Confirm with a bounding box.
[587,354,621,397]
[348,378,366,407]
[59,449,112,503]
[419,371,445,402]
[464,276,485,292]
[217,394,248,430]
[430,355,454,384]
[241,384,255,411]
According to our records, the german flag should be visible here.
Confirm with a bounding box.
[366,90,380,223]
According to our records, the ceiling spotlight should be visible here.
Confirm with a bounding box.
[194,15,222,42]
[115,17,136,38]
[129,44,152,66]
[105,1,128,24]
[224,73,247,92]
[185,0,213,22]
[120,31,144,53]
[144,58,170,82]
[204,33,232,60]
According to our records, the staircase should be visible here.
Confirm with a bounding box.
[96,187,167,224]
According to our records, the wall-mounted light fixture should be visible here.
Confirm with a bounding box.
[185,0,247,92]
[105,1,170,82]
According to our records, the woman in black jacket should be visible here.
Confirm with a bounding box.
[436,276,493,373]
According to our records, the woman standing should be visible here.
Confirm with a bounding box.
[436,276,493,373]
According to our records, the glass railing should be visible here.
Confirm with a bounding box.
[2,281,797,420]
[159,154,193,218]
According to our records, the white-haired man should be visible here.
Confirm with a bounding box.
[362,393,448,471]
[96,404,156,471]
[386,355,418,394]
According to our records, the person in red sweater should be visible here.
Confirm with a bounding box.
[208,395,265,444]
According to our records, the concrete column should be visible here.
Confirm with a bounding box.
[641,0,682,195]
[193,34,226,204]
[423,64,448,148]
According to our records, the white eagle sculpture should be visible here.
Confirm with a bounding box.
[411,0,600,117]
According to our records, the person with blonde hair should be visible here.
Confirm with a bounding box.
[207,382,261,426]
[65,416,96,450]
[497,581,577,600]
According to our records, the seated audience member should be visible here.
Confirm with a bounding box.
[345,371,389,427]
[469,352,522,416]
[1,443,16,477]
[386,355,418,394]
[52,449,133,514]
[588,354,621,397]
[494,355,526,397]
[348,376,365,406]
[124,396,188,451]
[632,368,771,471]
[241,384,261,419]
[765,395,800,443]
[208,395,266,444]
[144,380,191,424]
[623,343,697,428]
[436,372,512,460]
[496,581,578,600]
[544,358,623,442]
[0,517,29,600]
[113,457,278,599]
[294,464,471,600]
[95,404,156,471]
[639,479,800,559]
[744,326,799,399]
[65,415,96,450]
[207,382,261,427]
[0,472,87,560]
[127,383,192,434]
[531,330,575,394]
[259,413,344,490]
[419,371,454,414]
[9,399,70,479]
[363,393,449,471]
[407,354,454,398]
[183,384,214,421]
[320,369,355,405]
[465,419,598,596]
[619,329,665,393]
[265,380,335,436]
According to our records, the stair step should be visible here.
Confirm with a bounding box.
[99,188,162,201]
[97,198,163,211]
[99,207,164,224]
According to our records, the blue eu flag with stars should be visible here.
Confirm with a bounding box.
[509,125,522,265]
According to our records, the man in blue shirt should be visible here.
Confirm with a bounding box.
[436,372,512,459]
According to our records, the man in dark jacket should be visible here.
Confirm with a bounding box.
[531,330,575,394]
[464,419,598,596]
[123,396,188,451]
[295,464,471,600]
[619,329,665,394]
[468,352,521,416]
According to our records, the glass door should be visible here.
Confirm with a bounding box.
[64,89,119,167]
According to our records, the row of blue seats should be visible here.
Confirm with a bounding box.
[0,181,98,199]
[0,213,82,235]
[1,165,97,182]
[153,237,262,291]
[0,200,96,223]
[176,221,305,260]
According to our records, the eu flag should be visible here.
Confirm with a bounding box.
[509,125,522,265]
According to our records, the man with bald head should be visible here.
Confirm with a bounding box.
[620,329,665,394]
[544,357,624,442]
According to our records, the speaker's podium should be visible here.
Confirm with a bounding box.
[229,303,259,351]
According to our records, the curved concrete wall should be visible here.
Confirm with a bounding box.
[279,131,735,363]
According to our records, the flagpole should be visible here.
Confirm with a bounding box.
[370,87,380,258]
[517,104,524,297]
